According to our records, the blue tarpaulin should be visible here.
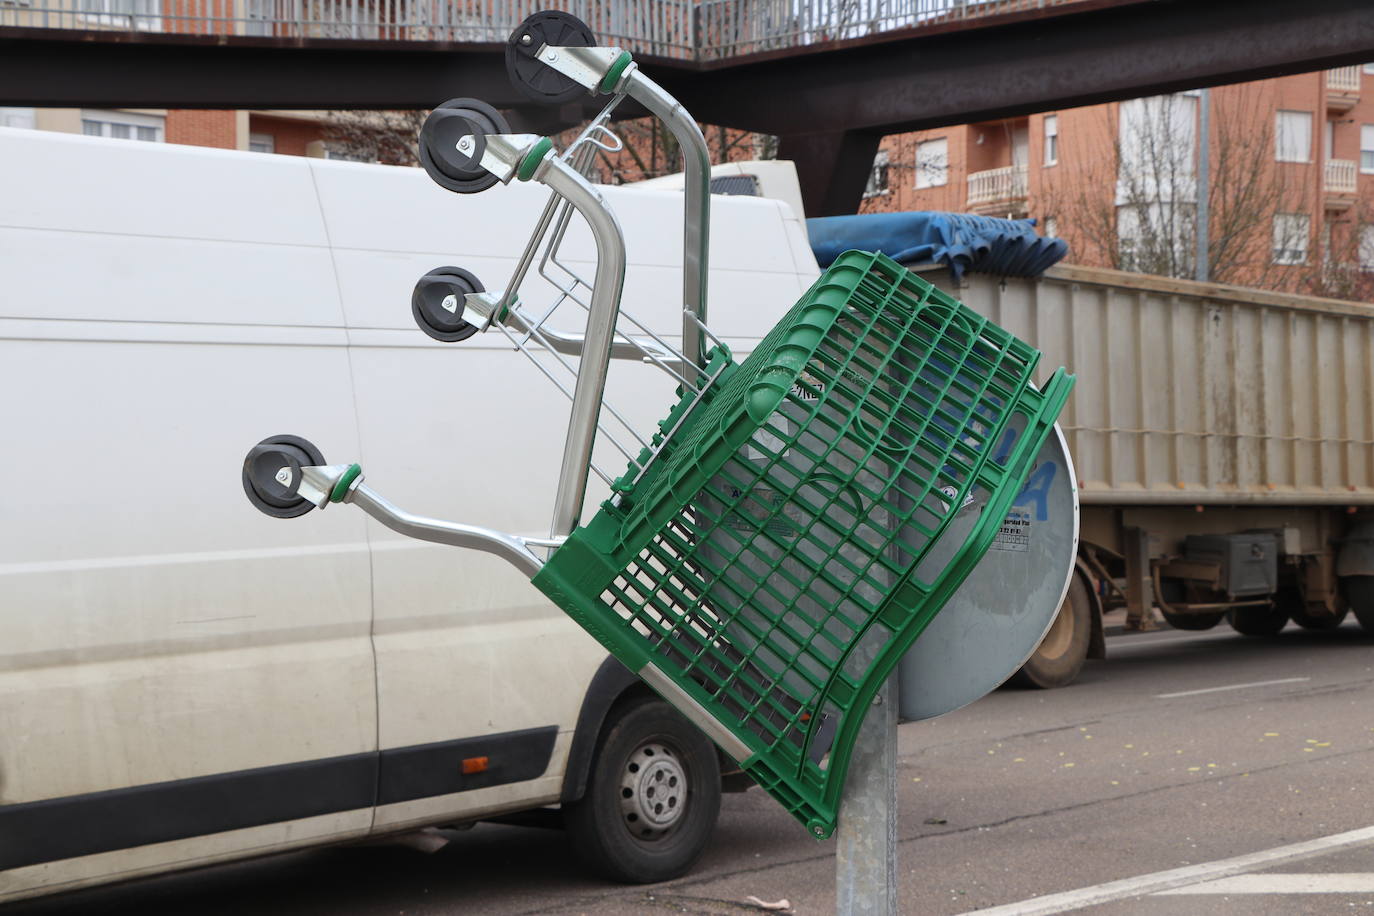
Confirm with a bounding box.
[807,212,1068,281]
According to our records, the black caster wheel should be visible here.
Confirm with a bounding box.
[242,434,325,519]
[506,10,596,105]
[418,98,512,195]
[412,266,484,342]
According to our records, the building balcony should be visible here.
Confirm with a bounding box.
[1326,66,1361,111]
[1324,158,1357,210]
[966,164,1028,216]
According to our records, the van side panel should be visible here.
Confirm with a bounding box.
[0,130,377,901]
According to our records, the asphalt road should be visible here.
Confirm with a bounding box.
[10,619,1374,915]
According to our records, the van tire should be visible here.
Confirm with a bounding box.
[1008,574,1091,689]
[565,697,721,883]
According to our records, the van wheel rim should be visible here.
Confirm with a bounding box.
[620,741,687,837]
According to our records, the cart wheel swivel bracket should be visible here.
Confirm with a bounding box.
[242,435,362,518]
[418,98,512,195]
[412,266,486,342]
[506,10,596,105]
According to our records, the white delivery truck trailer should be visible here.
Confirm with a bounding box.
[0,126,820,902]
[914,264,1374,687]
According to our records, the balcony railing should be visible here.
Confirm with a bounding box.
[0,0,1095,59]
[966,163,1028,209]
[1324,158,1357,195]
[1326,66,1361,93]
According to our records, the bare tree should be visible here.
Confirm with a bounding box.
[322,110,428,165]
[554,117,771,184]
[1308,204,1374,301]
[1040,85,1313,291]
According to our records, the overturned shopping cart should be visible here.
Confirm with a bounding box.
[241,13,1074,841]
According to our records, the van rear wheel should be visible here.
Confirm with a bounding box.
[565,697,721,884]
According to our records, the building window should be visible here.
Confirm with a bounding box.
[0,107,35,129]
[1043,216,1058,238]
[1365,63,1374,75]
[324,144,375,163]
[77,0,158,29]
[915,138,948,189]
[1362,125,1374,173]
[863,149,890,198]
[248,133,275,154]
[1272,213,1310,265]
[1275,110,1311,163]
[80,110,164,143]
[1360,226,1374,271]
[1043,115,1059,166]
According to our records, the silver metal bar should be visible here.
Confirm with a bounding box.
[532,155,628,538]
[347,483,544,577]
[623,69,712,376]
[639,663,753,762]
[501,303,675,362]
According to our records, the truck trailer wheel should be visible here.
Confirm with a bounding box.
[1289,606,1347,630]
[564,696,721,883]
[1342,576,1374,633]
[1226,604,1288,636]
[1156,579,1225,630]
[1009,574,1091,689]
[1160,610,1226,630]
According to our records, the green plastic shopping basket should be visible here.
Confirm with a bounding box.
[533,249,1074,838]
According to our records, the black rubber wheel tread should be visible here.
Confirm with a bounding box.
[1008,573,1092,689]
[564,696,721,884]
[418,98,511,195]
[411,266,483,342]
[506,10,596,105]
[1161,609,1227,630]
[1288,605,1347,630]
[1342,576,1374,632]
[1226,604,1289,636]
[1155,578,1225,630]
[241,434,326,519]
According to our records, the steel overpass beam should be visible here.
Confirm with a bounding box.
[778,131,883,219]
[3,0,1371,215]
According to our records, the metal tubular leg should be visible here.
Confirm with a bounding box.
[347,484,544,577]
[624,71,712,375]
[532,156,628,538]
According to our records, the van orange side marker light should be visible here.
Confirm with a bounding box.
[462,757,489,775]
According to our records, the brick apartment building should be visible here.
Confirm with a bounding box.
[0,107,335,157]
[5,65,1372,297]
[859,66,1374,299]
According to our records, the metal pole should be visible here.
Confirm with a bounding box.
[1195,86,1210,283]
[835,674,899,915]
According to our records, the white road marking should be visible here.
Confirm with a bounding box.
[1154,677,1309,699]
[1156,873,1374,895]
[1108,635,1205,649]
[954,825,1374,916]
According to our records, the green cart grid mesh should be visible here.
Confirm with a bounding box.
[534,249,1074,838]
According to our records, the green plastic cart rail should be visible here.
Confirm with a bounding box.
[533,250,1074,838]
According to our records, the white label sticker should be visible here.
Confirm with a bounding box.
[991,510,1031,552]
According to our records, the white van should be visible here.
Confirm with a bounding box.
[0,127,819,903]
